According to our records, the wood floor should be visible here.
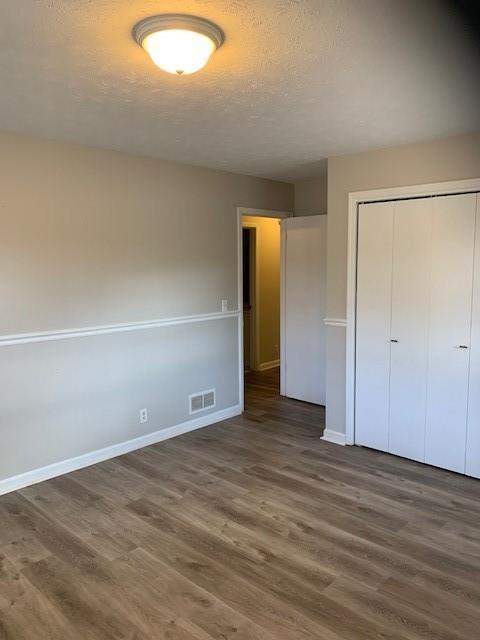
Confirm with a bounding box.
[1,369,480,639]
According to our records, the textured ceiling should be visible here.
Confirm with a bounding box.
[0,1,479,181]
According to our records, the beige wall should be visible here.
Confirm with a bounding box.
[294,174,327,216]
[326,132,480,434]
[242,216,281,368]
[0,130,293,484]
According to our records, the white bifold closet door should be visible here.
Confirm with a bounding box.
[388,199,432,463]
[355,192,479,477]
[355,202,394,451]
[466,194,480,478]
[356,198,432,460]
[424,194,476,473]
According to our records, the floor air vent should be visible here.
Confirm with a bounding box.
[189,389,216,414]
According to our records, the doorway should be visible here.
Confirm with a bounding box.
[242,215,281,395]
[242,226,255,373]
[237,207,327,420]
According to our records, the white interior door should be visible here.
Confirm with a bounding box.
[388,199,432,462]
[424,194,477,473]
[355,202,394,451]
[281,215,326,405]
[466,194,480,479]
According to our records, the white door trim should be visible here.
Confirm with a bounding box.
[237,207,293,410]
[239,207,290,219]
[346,178,480,446]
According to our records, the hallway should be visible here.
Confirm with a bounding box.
[245,367,325,437]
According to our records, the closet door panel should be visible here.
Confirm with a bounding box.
[388,200,431,462]
[355,202,394,451]
[466,195,480,479]
[425,194,477,473]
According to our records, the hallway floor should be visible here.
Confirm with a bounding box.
[245,366,325,438]
[245,366,280,393]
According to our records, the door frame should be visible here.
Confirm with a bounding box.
[237,207,293,410]
[346,178,480,446]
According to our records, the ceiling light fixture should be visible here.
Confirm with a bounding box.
[133,14,224,76]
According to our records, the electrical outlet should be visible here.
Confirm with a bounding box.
[221,299,228,312]
[139,408,148,424]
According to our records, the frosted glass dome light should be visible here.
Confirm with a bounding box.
[133,14,224,75]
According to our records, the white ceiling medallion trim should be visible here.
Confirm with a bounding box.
[132,14,225,50]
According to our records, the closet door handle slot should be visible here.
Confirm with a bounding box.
[456,345,469,349]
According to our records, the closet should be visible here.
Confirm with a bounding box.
[355,192,479,478]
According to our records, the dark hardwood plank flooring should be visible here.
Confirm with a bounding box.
[1,368,479,639]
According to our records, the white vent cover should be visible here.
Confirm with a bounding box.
[203,390,215,409]
[189,388,216,414]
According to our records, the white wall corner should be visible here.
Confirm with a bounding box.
[321,428,347,446]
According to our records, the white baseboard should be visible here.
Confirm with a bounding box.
[321,428,347,446]
[255,359,280,371]
[0,404,242,497]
